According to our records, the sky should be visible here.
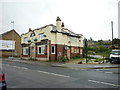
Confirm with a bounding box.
[0,0,119,41]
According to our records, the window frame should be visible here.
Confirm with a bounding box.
[37,46,45,55]
[23,47,29,55]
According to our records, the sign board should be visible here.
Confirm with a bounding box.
[0,40,15,50]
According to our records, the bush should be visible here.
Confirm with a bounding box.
[84,56,97,60]
[94,59,99,62]
[78,61,82,64]
[71,56,81,59]
[57,57,69,63]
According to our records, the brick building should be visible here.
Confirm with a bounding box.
[0,30,21,57]
[21,17,83,61]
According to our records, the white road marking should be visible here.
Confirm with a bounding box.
[4,64,28,70]
[13,66,21,69]
[21,67,28,70]
[37,70,70,78]
[97,71,103,72]
[105,72,113,74]
[88,79,120,87]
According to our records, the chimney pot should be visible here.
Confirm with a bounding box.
[56,16,61,21]
[29,28,32,32]
[61,22,65,27]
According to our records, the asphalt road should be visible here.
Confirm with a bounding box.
[2,60,120,88]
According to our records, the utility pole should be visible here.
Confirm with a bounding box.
[111,21,114,49]
[85,39,88,63]
[11,21,14,59]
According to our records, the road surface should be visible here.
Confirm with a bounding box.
[2,60,120,89]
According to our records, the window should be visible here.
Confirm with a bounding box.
[38,46,45,54]
[31,37,35,42]
[51,46,55,54]
[23,47,29,55]
[71,47,79,53]
[30,32,35,37]
[23,37,28,42]
[39,33,44,40]
[52,26,56,31]
[71,37,77,43]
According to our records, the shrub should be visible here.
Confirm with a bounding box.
[71,56,81,59]
[57,57,69,63]
[78,61,82,64]
[94,59,99,62]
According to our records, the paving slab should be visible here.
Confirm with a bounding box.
[2,58,120,69]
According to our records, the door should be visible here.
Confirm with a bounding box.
[30,47,36,58]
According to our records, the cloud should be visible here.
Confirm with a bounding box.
[1,0,119,40]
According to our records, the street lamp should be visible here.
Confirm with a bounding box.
[11,21,14,30]
[111,21,113,48]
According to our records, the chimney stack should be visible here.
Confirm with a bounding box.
[56,16,61,32]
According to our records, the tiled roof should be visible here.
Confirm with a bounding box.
[22,24,82,38]
[0,29,20,37]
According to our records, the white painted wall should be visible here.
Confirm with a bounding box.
[21,25,83,47]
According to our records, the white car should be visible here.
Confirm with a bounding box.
[109,49,120,63]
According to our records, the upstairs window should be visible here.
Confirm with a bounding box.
[70,37,77,43]
[24,37,28,42]
[39,33,44,40]
[52,26,56,31]
[30,32,35,37]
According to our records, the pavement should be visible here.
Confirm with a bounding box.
[2,58,120,69]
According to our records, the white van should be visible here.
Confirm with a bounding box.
[109,49,120,63]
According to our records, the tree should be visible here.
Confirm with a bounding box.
[113,38,120,46]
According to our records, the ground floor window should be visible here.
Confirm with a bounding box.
[51,45,55,54]
[71,47,79,53]
[23,47,29,55]
[37,46,45,54]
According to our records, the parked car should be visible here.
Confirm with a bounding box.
[0,72,7,90]
[109,49,120,63]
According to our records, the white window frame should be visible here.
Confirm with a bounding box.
[37,46,45,55]
[23,47,29,55]
[51,45,55,54]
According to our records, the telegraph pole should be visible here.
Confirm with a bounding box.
[111,21,114,49]
[11,21,14,59]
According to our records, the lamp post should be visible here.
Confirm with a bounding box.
[85,39,88,63]
[11,21,14,59]
[11,21,14,30]
[111,21,114,49]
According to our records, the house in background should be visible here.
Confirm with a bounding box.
[0,30,21,57]
[21,17,83,61]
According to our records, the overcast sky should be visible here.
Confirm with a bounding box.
[0,0,119,41]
